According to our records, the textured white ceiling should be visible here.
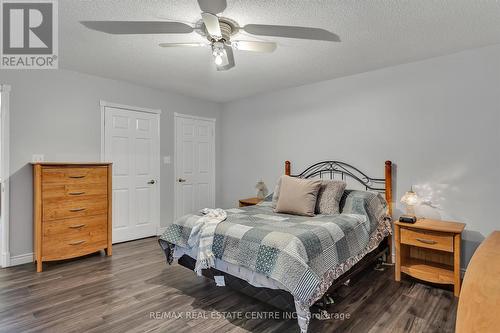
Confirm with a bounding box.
[61,0,500,102]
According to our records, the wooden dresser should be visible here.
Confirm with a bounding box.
[33,163,112,272]
[456,231,500,333]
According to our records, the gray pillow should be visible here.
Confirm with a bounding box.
[275,176,322,217]
[271,176,283,208]
[315,180,347,215]
[340,190,390,232]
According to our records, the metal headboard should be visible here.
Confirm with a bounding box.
[284,160,393,215]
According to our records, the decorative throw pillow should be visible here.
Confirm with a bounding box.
[275,176,322,217]
[315,180,347,215]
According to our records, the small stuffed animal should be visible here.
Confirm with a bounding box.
[255,180,268,199]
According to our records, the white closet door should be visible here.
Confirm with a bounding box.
[104,107,160,243]
[175,115,215,218]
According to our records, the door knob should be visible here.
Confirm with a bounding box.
[148,180,156,185]
[177,178,187,183]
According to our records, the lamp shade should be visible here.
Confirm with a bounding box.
[401,189,419,206]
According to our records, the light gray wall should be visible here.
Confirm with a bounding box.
[220,44,500,268]
[3,45,500,267]
[0,69,222,257]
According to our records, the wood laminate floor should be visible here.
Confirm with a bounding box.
[0,237,457,333]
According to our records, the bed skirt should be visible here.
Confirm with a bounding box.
[159,236,389,332]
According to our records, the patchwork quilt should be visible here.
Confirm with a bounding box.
[160,192,391,307]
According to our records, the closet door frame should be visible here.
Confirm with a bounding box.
[174,112,215,219]
[100,100,161,240]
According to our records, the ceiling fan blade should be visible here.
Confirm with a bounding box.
[197,0,227,14]
[242,24,340,42]
[80,21,194,35]
[232,40,277,53]
[201,12,222,38]
[216,45,235,71]
[159,42,207,48]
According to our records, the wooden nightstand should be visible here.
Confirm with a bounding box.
[238,197,262,207]
[394,218,465,297]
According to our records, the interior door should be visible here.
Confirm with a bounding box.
[175,115,215,218]
[104,107,160,243]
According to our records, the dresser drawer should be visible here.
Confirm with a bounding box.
[42,167,107,185]
[400,228,454,252]
[43,214,107,237]
[43,195,108,221]
[42,183,108,200]
[42,215,107,260]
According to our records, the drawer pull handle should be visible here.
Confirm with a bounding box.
[69,208,86,212]
[69,224,86,229]
[69,240,86,245]
[416,238,437,245]
[68,192,86,196]
[68,175,86,179]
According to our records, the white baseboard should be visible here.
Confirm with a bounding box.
[0,251,10,268]
[9,252,33,266]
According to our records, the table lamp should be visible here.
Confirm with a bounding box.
[400,186,419,223]
[255,180,268,199]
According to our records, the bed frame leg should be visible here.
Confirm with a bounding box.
[323,294,335,305]
[317,294,335,310]
[381,247,394,266]
[374,260,386,271]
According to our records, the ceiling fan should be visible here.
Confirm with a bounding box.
[81,0,340,71]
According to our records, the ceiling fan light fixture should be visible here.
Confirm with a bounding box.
[212,41,228,66]
[81,0,340,72]
[214,54,223,65]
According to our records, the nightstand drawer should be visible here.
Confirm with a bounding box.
[400,228,453,252]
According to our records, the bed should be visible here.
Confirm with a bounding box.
[159,160,393,332]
